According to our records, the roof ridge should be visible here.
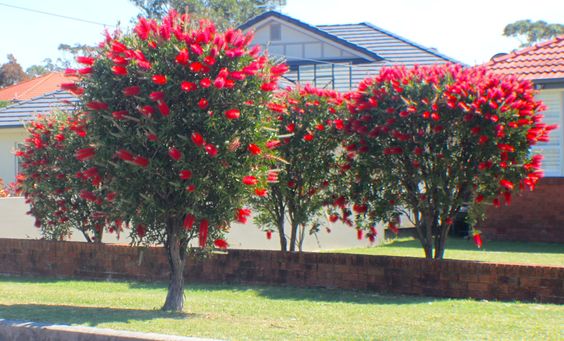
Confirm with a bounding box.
[490,34,564,64]
[356,22,462,64]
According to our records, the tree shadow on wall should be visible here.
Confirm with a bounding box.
[0,304,192,327]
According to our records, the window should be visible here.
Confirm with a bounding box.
[296,62,352,91]
[531,90,564,176]
[270,24,281,41]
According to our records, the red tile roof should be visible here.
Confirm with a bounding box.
[487,35,564,80]
[0,72,75,101]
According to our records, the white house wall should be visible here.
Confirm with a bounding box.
[0,127,26,184]
[251,18,361,62]
[532,89,564,176]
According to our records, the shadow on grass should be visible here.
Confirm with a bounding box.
[386,237,564,254]
[0,303,191,327]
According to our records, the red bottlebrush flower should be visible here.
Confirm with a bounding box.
[55,134,65,142]
[106,192,117,202]
[357,229,363,240]
[179,169,192,180]
[492,198,501,208]
[473,231,483,248]
[315,124,325,131]
[191,132,205,146]
[180,81,196,92]
[199,219,209,248]
[236,208,252,223]
[112,110,128,120]
[261,82,277,91]
[255,188,267,197]
[75,147,95,161]
[266,140,281,149]
[136,224,146,238]
[225,109,240,120]
[334,119,344,130]
[183,213,195,230]
[388,222,399,234]
[353,203,367,214]
[247,144,261,155]
[112,65,128,76]
[86,101,108,111]
[242,175,258,186]
[149,91,165,101]
[479,135,489,144]
[132,156,149,167]
[186,184,196,192]
[266,230,272,240]
[200,78,211,88]
[198,98,209,109]
[213,77,226,89]
[76,56,95,65]
[329,214,339,223]
[500,179,514,190]
[78,67,93,75]
[475,194,484,203]
[122,86,140,96]
[214,239,229,249]
[168,147,182,161]
[115,149,134,161]
[303,133,314,142]
[139,105,155,117]
[286,123,295,133]
[383,147,403,155]
[205,143,218,157]
[190,62,204,73]
[175,49,189,65]
[152,74,167,85]
[157,101,170,116]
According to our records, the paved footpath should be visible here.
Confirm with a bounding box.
[0,319,222,341]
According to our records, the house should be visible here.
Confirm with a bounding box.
[0,90,77,184]
[484,35,564,243]
[239,11,458,91]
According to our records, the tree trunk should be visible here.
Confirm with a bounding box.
[277,213,287,252]
[433,224,450,259]
[289,221,299,252]
[162,230,186,312]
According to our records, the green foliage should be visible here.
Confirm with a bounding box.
[130,0,286,29]
[16,112,111,242]
[252,85,345,251]
[503,19,564,47]
[335,64,553,259]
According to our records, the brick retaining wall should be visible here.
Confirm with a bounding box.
[0,239,562,304]
[483,177,564,243]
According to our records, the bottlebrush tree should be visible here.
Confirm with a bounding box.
[16,111,112,242]
[69,11,284,311]
[336,64,554,259]
[252,85,345,251]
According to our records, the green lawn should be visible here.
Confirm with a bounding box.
[0,276,562,340]
[334,237,564,266]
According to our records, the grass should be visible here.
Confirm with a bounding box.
[0,276,562,340]
[334,237,564,266]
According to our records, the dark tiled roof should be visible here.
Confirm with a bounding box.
[0,90,78,128]
[318,23,459,66]
[239,11,383,61]
[487,35,564,80]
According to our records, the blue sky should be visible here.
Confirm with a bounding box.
[0,0,563,69]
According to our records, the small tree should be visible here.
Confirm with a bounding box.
[72,10,284,311]
[252,85,345,251]
[336,64,554,259]
[17,112,112,242]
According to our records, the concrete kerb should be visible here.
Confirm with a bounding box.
[0,319,222,341]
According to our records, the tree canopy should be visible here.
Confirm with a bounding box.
[130,0,286,30]
[503,19,564,47]
[0,54,27,88]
